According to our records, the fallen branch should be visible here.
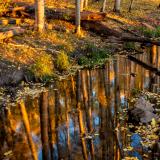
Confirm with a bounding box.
[0,28,25,40]
[122,36,160,46]
[128,55,160,75]
[2,5,106,21]
[81,20,122,37]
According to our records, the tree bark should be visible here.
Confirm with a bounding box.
[39,91,51,160]
[81,0,85,11]
[113,0,121,13]
[35,0,45,32]
[19,100,38,160]
[76,70,88,160]
[128,0,134,12]
[101,0,107,12]
[75,0,81,34]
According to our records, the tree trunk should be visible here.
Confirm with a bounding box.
[64,82,71,159]
[39,91,51,160]
[101,0,107,12]
[84,0,88,8]
[113,0,121,13]
[81,0,85,11]
[19,100,38,160]
[35,0,45,32]
[128,0,134,12]
[76,70,88,160]
[75,0,81,34]
[54,89,61,160]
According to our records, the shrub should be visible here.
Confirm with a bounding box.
[78,43,110,68]
[30,54,54,79]
[56,51,70,71]
[139,26,160,38]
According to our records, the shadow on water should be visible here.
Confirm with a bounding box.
[0,47,160,160]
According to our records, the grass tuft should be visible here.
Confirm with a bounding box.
[30,53,54,79]
[56,51,70,71]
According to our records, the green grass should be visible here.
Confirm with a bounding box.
[30,53,54,80]
[56,51,70,71]
[139,26,160,38]
[78,43,110,68]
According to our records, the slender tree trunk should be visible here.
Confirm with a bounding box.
[101,0,107,12]
[84,0,88,8]
[98,70,107,159]
[39,92,51,160]
[76,70,88,160]
[114,58,120,126]
[75,0,81,34]
[48,94,55,160]
[81,0,85,11]
[87,70,95,160]
[19,100,38,160]
[113,0,121,13]
[151,45,157,67]
[54,89,61,160]
[64,82,72,159]
[128,0,134,12]
[35,0,45,32]
[81,71,92,132]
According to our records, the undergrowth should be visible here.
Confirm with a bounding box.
[137,26,160,38]
[78,44,110,68]
[139,26,160,38]
[56,51,70,71]
[30,53,54,81]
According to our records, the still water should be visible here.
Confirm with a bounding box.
[0,49,160,160]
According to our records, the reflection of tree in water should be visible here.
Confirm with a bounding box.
[1,54,159,160]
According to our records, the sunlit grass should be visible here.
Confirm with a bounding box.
[56,51,70,71]
[30,53,54,79]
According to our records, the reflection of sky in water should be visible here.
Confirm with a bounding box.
[93,115,100,127]
[58,126,67,145]
[121,95,125,105]
[38,148,42,160]
[69,118,75,134]
[120,95,128,108]
[92,90,96,97]
[15,122,23,132]
[32,132,40,144]
[59,98,64,107]
[144,77,150,89]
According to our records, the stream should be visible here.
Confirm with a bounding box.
[0,47,160,160]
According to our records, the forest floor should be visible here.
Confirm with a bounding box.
[0,0,160,85]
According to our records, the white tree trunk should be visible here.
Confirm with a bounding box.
[114,0,121,13]
[101,0,107,12]
[76,0,81,34]
[35,0,45,32]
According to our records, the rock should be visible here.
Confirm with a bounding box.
[134,97,154,112]
[128,97,159,124]
[0,60,25,86]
